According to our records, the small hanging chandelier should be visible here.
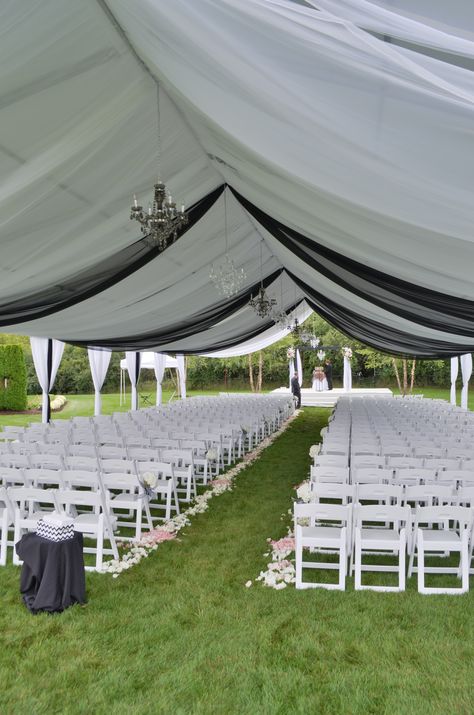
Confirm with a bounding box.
[291,317,301,339]
[249,242,277,319]
[130,84,188,251]
[210,189,247,297]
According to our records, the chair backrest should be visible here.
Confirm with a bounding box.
[56,488,104,511]
[354,503,411,530]
[68,444,98,458]
[29,453,64,470]
[101,472,140,492]
[26,468,65,488]
[99,446,128,460]
[314,455,348,468]
[403,484,453,506]
[352,467,393,484]
[444,470,474,486]
[413,505,473,530]
[310,466,349,484]
[309,482,355,504]
[357,483,403,504]
[135,461,174,479]
[8,486,60,512]
[388,457,423,469]
[424,458,460,471]
[351,456,386,470]
[294,501,351,528]
[61,470,100,489]
[0,467,29,486]
[160,449,194,466]
[100,458,136,474]
[394,468,434,486]
[0,453,30,468]
[457,486,474,506]
[127,447,160,462]
[65,456,99,472]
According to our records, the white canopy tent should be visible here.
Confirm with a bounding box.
[119,353,180,406]
[1,0,474,368]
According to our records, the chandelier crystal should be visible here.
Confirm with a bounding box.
[210,189,247,297]
[249,285,277,319]
[130,84,188,251]
[210,254,247,298]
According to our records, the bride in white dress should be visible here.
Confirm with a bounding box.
[312,366,328,392]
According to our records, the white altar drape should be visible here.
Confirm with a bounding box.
[450,356,459,406]
[176,354,186,399]
[125,351,141,411]
[30,337,65,422]
[343,357,352,392]
[460,354,472,411]
[153,353,166,406]
[296,349,303,387]
[88,348,111,416]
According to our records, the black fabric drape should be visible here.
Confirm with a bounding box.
[46,338,53,422]
[232,188,474,338]
[69,270,283,350]
[289,271,474,358]
[0,186,224,326]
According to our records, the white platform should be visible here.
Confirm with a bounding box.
[272,387,393,408]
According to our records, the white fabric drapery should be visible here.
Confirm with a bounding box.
[450,356,459,406]
[343,356,352,392]
[289,358,295,389]
[153,353,166,406]
[460,353,472,411]
[30,337,65,422]
[176,354,186,399]
[296,349,303,387]
[87,348,111,416]
[125,351,141,410]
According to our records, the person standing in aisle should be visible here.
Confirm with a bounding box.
[324,359,333,390]
[291,373,301,408]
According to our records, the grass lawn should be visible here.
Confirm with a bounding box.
[2,407,474,714]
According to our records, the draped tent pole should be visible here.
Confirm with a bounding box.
[153,353,166,406]
[125,351,141,410]
[450,356,459,406]
[460,354,472,411]
[88,348,111,416]
[289,358,295,389]
[343,357,352,392]
[296,349,303,387]
[30,338,65,423]
[176,355,186,400]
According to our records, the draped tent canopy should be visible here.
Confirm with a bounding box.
[1,0,474,357]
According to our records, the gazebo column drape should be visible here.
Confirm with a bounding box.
[176,355,186,399]
[450,356,459,406]
[153,353,166,406]
[88,348,111,416]
[30,338,65,422]
[288,358,295,388]
[460,354,472,411]
[296,349,303,387]
[125,351,141,410]
[343,357,352,392]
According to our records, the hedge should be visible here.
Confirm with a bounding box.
[0,344,27,410]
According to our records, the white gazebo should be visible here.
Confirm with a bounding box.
[119,353,181,407]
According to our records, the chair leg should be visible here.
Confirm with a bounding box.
[95,516,104,572]
[0,512,7,566]
[165,489,171,522]
[399,529,406,591]
[295,537,303,590]
[135,504,143,540]
[417,530,425,593]
[354,528,362,590]
[12,516,21,566]
[339,530,346,591]
[461,530,469,593]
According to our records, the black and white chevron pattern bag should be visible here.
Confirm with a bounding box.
[36,513,74,542]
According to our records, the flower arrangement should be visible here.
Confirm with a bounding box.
[50,395,67,411]
[309,444,320,459]
[342,346,353,359]
[206,448,218,461]
[295,480,312,503]
[140,471,158,498]
[286,347,295,360]
[316,350,326,361]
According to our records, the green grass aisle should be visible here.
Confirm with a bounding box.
[1,408,474,714]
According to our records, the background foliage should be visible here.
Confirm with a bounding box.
[0,344,27,410]
[0,314,452,396]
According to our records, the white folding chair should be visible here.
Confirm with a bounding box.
[56,489,111,572]
[352,504,411,592]
[0,487,13,565]
[101,472,153,541]
[135,462,180,522]
[9,487,60,565]
[294,502,351,590]
[408,505,473,595]
[352,467,393,485]
[65,455,100,472]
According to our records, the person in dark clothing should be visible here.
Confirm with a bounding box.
[324,359,333,390]
[291,374,301,408]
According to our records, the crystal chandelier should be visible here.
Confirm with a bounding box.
[291,317,301,339]
[130,85,188,251]
[249,242,276,318]
[249,285,277,319]
[317,349,326,361]
[210,189,246,297]
[272,272,291,327]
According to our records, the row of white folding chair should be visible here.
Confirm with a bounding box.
[295,501,473,593]
[5,486,114,571]
[311,464,474,488]
[351,455,474,471]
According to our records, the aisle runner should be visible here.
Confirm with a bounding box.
[102,411,301,576]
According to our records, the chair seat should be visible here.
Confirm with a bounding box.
[420,529,461,546]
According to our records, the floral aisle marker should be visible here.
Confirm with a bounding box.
[250,442,315,590]
[102,408,301,577]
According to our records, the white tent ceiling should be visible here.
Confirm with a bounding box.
[1,0,474,356]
